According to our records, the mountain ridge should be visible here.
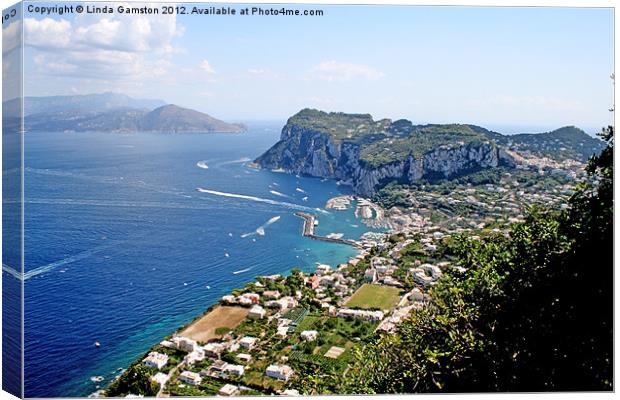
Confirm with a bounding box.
[3,93,246,134]
[254,109,605,195]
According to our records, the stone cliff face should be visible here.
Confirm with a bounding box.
[255,119,515,196]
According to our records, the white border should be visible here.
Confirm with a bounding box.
[0,1,616,399]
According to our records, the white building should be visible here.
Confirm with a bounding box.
[277,297,298,312]
[224,364,245,376]
[184,348,205,366]
[248,305,266,319]
[237,353,252,363]
[337,308,384,322]
[142,352,169,370]
[218,384,240,396]
[172,336,200,352]
[221,295,236,304]
[151,372,169,387]
[375,265,390,274]
[239,336,258,349]
[203,342,225,358]
[266,364,294,381]
[382,276,404,288]
[178,371,202,386]
[300,330,318,341]
[277,326,289,337]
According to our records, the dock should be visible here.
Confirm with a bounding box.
[295,212,364,249]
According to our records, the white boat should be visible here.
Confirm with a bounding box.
[233,268,252,275]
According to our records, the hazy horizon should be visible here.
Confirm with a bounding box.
[4,3,614,133]
[5,90,608,136]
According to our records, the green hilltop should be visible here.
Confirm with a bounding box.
[282,109,603,166]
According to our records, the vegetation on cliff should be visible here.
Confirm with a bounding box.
[255,109,603,195]
[494,126,606,162]
[359,124,490,167]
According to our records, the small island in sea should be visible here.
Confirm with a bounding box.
[100,110,612,397]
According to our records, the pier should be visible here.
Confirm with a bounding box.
[294,212,364,249]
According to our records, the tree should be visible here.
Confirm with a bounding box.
[105,364,159,397]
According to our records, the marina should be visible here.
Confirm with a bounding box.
[294,212,364,249]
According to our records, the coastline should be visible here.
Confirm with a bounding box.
[100,194,391,398]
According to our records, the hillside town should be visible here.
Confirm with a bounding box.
[101,155,587,398]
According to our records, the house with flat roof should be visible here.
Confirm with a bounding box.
[224,364,245,376]
[248,305,266,319]
[172,336,200,353]
[239,336,258,349]
[210,360,228,373]
[203,342,226,358]
[218,384,240,396]
[305,275,320,289]
[142,352,168,370]
[184,348,205,366]
[265,364,294,381]
[178,371,202,386]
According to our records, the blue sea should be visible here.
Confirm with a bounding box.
[12,123,381,397]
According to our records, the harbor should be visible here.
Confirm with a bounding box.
[294,212,364,249]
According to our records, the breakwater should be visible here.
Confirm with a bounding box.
[294,212,364,249]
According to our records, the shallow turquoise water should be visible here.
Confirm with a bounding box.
[15,124,381,397]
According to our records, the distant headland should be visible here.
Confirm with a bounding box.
[3,92,247,134]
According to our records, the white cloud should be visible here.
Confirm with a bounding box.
[200,60,216,74]
[23,7,184,87]
[24,18,72,49]
[74,18,125,50]
[308,60,385,82]
[248,68,266,75]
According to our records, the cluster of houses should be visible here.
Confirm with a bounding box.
[157,336,208,368]
[305,264,356,310]
[364,256,404,288]
[205,359,245,378]
[132,217,465,397]
[144,334,259,387]
[221,292,260,306]
[145,321,298,391]
[221,287,299,318]
[336,308,384,322]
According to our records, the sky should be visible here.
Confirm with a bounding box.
[5,2,615,132]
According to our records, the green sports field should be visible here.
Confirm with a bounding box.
[345,284,402,310]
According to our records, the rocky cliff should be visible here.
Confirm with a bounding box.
[255,109,517,196]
